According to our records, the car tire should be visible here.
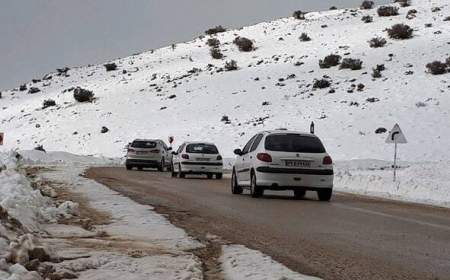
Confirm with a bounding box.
[317,189,333,201]
[158,158,165,172]
[250,172,264,198]
[293,190,306,199]
[178,164,185,178]
[207,174,213,179]
[216,173,223,180]
[171,166,177,177]
[137,167,143,171]
[231,170,243,195]
[126,165,132,170]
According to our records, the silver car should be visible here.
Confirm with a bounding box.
[125,139,172,171]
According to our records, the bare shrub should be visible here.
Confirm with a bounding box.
[372,64,386,78]
[299,33,311,41]
[104,63,117,71]
[387,23,413,39]
[340,58,363,70]
[377,6,399,16]
[73,87,94,102]
[205,26,226,35]
[444,16,450,21]
[426,61,448,75]
[293,10,306,20]
[207,38,220,48]
[369,37,387,48]
[319,54,341,68]
[362,15,373,23]
[233,37,254,52]
[210,48,224,59]
[361,1,374,9]
[224,60,238,71]
[42,99,56,109]
[395,0,410,7]
[313,79,331,89]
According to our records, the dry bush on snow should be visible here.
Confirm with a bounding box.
[319,54,341,68]
[426,61,448,75]
[207,38,220,48]
[293,10,306,20]
[362,15,373,23]
[205,26,226,35]
[225,60,238,71]
[340,58,363,70]
[299,33,311,41]
[104,63,117,71]
[73,87,94,102]
[377,6,399,16]
[387,23,413,39]
[395,0,410,7]
[313,79,331,89]
[369,37,387,48]
[361,1,374,9]
[42,99,56,109]
[210,48,224,59]
[233,37,254,52]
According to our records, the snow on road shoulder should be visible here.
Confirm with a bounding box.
[221,245,320,280]
[335,160,450,208]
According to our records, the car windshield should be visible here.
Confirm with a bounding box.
[265,134,326,153]
[131,141,157,149]
[186,143,218,154]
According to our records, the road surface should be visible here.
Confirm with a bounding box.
[86,167,450,280]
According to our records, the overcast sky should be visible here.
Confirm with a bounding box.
[0,0,387,90]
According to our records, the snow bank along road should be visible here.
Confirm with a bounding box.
[86,167,450,280]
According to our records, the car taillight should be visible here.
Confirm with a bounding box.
[150,149,160,153]
[323,156,333,165]
[217,155,222,160]
[127,148,135,153]
[257,153,272,162]
[181,154,189,160]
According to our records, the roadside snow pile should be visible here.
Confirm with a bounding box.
[0,152,80,280]
[19,150,120,167]
[335,160,450,207]
[221,245,320,280]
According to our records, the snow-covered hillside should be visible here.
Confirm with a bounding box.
[1,0,449,161]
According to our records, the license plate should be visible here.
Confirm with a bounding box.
[136,151,148,155]
[285,160,311,167]
[196,158,210,161]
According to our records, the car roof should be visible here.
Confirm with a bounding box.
[261,130,317,137]
[132,139,161,142]
[182,141,217,145]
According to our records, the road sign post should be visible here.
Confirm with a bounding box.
[385,124,407,182]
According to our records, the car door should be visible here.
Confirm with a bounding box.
[173,143,185,171]
[237,135,257,185]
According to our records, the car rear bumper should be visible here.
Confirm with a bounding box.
[126,159,159,167]
[180,162,223,174]
[255,166,333,189]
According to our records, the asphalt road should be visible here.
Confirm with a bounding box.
[86,167,450,280]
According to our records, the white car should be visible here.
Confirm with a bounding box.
[171,142,223,179]
[125,139,172,171]
[231,130,334,201]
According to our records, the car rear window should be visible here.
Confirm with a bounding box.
[265,134,326,153]
[131,141,157,148]
[186,143,218,154]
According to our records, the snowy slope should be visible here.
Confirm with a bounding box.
[1,0,449,161]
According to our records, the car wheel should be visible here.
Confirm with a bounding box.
[178,164,185,178]
[293,189,306,199]
[137,167,143,171]
[207,174,213,179]
[171,164,177,177]
[250,172,263,198]
[317,189,333,201]
[231,170,243,194]
[126,165,132,170]
[158,158,165,172]
[216,173,223,180]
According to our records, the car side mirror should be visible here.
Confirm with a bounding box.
[233,149,243,156]
[167,147,172,151]
[172,151,178,155]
